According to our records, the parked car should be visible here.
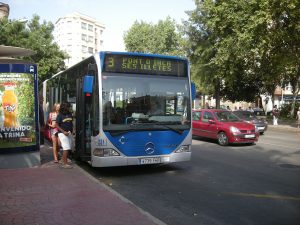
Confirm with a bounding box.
[192,109,259,146]
[232,110,268,134]
[252,107,267,119]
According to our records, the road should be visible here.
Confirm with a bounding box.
[79,128,300,225]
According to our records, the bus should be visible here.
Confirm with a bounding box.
[43,51,193,167]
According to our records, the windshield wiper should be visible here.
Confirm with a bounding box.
[147,121,184,134]
[107,121,186,136]
[106,128,141,137]
[131,120,185,134]
[159,124,184,134]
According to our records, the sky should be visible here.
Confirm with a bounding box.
[5,0,196,51]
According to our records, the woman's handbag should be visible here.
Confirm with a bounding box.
[44,125,52,141]
[44,113,53,140]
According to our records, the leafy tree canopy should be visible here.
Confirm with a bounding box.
[124,17,187,57]
[185,0,300,107]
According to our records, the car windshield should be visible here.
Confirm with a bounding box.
[214,111,241,122]
[234,111,255,120]
[253,109,265,116]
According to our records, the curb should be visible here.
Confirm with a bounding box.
[268,125,300,133]
[76,165,167,225]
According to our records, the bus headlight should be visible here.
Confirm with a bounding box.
[93,148,120,157]
[175,145,190,153]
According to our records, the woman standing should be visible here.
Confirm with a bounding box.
[56,102,73,169]
[47,103,60,163]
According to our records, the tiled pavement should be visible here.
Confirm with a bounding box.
[0,143,165,225]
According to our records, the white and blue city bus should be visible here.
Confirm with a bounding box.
[43,51,193,167]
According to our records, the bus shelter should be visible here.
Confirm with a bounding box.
[0,45,40,168]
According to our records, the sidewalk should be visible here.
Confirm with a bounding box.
[0,143,165,225]
[267,121,300,133]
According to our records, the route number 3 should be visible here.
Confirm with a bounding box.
[107,57,114,68]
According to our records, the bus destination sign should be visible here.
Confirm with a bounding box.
[103,54,187,77]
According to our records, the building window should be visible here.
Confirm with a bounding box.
[82,45,87,53]
[82,34,87,41]
[81,22,87,30]
[88,24,93,31]
[88,47,93,54]
[88,35,93,43]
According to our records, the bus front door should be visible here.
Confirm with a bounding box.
[75,78,92,161]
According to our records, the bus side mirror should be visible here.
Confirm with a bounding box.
[83,75,94,94]
[191,82,196,100]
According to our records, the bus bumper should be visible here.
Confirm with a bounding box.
[91,152,191,167]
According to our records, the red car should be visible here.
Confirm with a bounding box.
[192,109,259,146]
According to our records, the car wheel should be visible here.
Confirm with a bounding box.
[218,132,229,146]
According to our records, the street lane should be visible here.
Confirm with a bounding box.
[257,129,300,166]
[79,129,300,225]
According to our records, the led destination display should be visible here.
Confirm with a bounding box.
[103,54,187,77]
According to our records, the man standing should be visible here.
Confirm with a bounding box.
[56,102,73,169]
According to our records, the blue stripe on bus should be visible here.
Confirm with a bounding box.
[105,130,189,156]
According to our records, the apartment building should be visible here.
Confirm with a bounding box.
[54,12,105,68]
[0,2,9,18]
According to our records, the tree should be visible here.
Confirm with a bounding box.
[124,17,187,57]
[185,0,300,112]
[268,0,300,116]
[0,15,67,85]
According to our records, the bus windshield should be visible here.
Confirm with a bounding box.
[102,73,191,132]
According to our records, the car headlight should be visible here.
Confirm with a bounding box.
[230,126,241,135]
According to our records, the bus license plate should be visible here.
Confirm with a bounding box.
[245,134,255,138]
[140,157,161,165]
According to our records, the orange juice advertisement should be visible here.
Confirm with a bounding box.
[0,73,36,148]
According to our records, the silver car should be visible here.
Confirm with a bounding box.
[233,110,268,134]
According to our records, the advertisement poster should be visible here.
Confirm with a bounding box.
[0,72,36,149]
